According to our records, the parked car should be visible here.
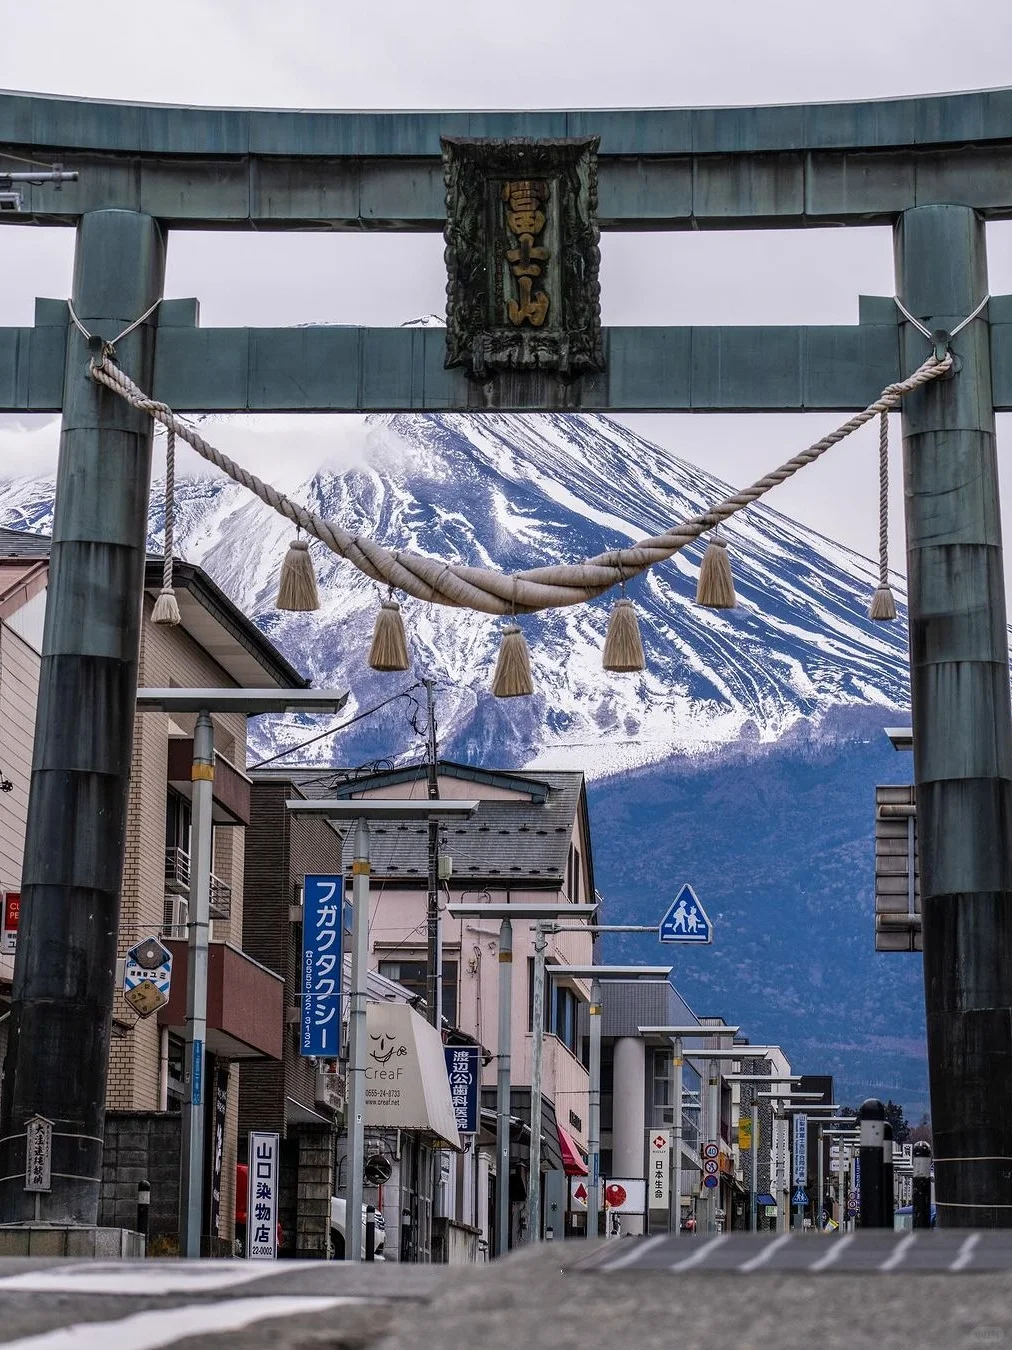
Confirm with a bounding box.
[330,1197,386,1259]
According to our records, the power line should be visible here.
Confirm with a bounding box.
[248,683,422,769]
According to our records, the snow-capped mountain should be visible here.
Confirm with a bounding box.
[1,412,925,1109]
[0,411,910,776]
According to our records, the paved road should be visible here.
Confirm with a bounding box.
[0,1235,1011,1349]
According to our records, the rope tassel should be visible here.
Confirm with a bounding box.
[491,624,534,698]
[695,534,736,609]
[602,596,645,672]
[151,427,181,626]
[276,536,320,611]
[869,410,897,621]
[368,598,410,671]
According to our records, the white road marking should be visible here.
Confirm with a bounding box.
[601,1235,667,1271]
[809,1234,854,1271]
[879,1234,917,1271]
[0,1262,308,1295]
[670,1235,726,1272]
[0,1296,353,1350]
[950,1234,981,1271]
[738,1233,793,1272]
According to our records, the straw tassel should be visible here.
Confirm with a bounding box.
[491,623,534,698]
[275,535,320,611]
[869,410,897,621]
[152,426,181,626]
[368,598,411,671]
[602,596,645,672]
[695,534,736,608]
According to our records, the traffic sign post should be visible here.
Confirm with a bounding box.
[659,884,712,944]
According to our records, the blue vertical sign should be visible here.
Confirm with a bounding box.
[302,875,343,1058]
[192,1038,203,1106]
[444,1045,480,1135]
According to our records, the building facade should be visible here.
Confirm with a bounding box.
[0,527,305,1252]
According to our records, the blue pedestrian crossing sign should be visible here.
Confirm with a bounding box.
[659,884,713,944]
[793,1188,809,1207]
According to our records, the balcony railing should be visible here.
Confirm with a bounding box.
[165,847,232,920]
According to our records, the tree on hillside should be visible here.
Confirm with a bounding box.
[884,1100,910,1144]
[908,1113,932,1146]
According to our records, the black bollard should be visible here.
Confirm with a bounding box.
[136,1179,151,1244]
[882,1123,895,1229]
[912,1141,933,1229]
[858,1099,886,1229]
[365,1205,376,1262]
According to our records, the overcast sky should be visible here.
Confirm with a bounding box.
[4,0,1012,583]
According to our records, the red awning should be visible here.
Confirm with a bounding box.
[558,1126,588,1177]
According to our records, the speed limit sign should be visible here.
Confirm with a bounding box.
[703,1142,719,1160]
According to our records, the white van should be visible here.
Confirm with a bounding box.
[330,1197,386,1259]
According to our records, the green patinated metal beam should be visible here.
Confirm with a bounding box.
[4,87,1012,228]
[6,297,1012,415]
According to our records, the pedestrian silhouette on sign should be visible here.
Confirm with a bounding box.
[672,898,688,932]
[686,906,699,934]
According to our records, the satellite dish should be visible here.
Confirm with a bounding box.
[363,1154,393,1186]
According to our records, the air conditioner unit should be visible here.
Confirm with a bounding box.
[163,895,188,936]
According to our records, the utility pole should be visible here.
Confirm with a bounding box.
[423,680,441,1029]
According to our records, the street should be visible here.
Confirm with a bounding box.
[0,1238,1010,1350]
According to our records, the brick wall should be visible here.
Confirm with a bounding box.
[240,779,343,1143]
[100,1111,181,1247]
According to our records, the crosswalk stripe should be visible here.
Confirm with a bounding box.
[738,1233,792,1272]
[0,1262,298,1295]
[950,1234,981,1272]
[809,1234,854,1271]
[601,1235,667,1271]
[0,1296,355,1350]
[670,1235,726,1272]
[879,1234,916,1271]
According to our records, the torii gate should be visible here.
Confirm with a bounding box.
[2,86,1011,1232]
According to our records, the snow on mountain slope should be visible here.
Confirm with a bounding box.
[0,411,910,776]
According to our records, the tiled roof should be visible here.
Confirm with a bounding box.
[255,761,587,887]
[0,527,51,558]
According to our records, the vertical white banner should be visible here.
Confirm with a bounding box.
[648,1129,670,1210]
[792,1113,808,1188]
[774,1117,789,1195]
[247,1131,280,1260]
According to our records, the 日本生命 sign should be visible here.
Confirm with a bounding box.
[246,1131,279,1260]
[648,1130,670,1210]
[444,1045,480,1136]
[302,875,343,1058]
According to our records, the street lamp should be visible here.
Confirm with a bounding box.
[548,966,672,1240]
[287,797,479,1261]
[135,686,349,1258]
[446,902,597,1257]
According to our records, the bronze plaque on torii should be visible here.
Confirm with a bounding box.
[442,137,604,379]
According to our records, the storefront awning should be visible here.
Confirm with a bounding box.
[365,1001,462,1151]
[755,1192,777,1207]
[558,1125,588,1177]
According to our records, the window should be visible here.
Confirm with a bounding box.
[165,789,191,854]
[566,845,582,904]
[527,961,580,1056]
[554,985,579,1056]
[378,959,458,1028]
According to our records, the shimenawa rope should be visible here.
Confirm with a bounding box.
[88,353,952,617]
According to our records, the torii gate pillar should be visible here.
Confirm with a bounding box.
[0,210,164,1226]
[897,204,1012,1225]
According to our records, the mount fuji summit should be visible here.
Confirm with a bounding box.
[0,409,924,1110]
